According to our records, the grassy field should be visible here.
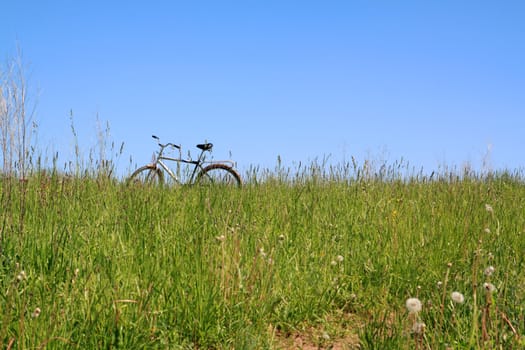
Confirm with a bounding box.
[1,167,524,349]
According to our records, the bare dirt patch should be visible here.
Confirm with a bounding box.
[271,313,362,349]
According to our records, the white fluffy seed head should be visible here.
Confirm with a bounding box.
[451,291,465,304]
[406,297,422,313]
[412,321,426,334]
[484,266,495,276]
[31,307,41,318]
[483,282,497,293]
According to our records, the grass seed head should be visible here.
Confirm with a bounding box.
[17,270,27,281]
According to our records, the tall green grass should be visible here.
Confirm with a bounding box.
[1,166,524,349]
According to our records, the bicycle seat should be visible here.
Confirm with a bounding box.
[197,143,213,151]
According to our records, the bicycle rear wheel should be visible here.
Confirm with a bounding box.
[195,164,242,187]
[127,165,164,185]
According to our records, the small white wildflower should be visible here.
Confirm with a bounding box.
[437,281,443,289]
[451,291,465,304]
[485,204,493,214]
[322,331,330,340]
[483,282,497,293]
[330,260,338,266]
[31,307,41,318]
[484,227,491,234]
[484,266,495,276]
[406,297,422,313]
[412,321,426,335]
[215,235,226,242]
[336,255,344,263]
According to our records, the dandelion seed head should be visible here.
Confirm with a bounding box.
[483,282,497,293]
[484,266,495,276]
[412,321,426,335]
[406,297,422,313]
[31,307,41,318]
[451,291,465,304]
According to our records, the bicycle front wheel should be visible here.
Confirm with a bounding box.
[127,165,164,186]
[195,164,242,187]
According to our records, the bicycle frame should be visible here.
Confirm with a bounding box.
[150,136,235,185]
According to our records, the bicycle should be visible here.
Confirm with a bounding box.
[127,135,242,187]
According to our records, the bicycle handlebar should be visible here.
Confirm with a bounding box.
[152,135,180,149]
[165,142,181,149]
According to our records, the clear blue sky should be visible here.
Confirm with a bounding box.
[2,1,524,176]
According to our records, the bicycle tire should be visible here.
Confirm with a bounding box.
[195,164,242,187]
[127,165,164,186]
